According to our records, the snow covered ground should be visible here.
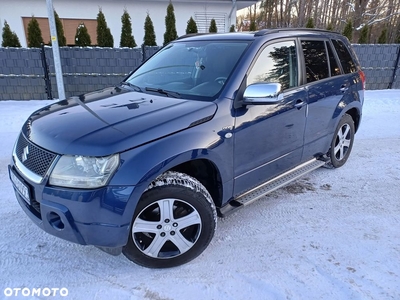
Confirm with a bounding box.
[0,90,399,300]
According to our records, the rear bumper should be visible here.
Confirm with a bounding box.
[10,165,137,248]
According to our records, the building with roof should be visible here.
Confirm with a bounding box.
[0,0,256,47]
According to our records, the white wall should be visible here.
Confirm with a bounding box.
[0,0,241,47]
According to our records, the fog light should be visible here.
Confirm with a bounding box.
[47,212,64,230]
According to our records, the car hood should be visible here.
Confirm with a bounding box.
[22,87,217,156]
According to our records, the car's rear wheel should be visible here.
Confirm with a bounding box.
[123,171,216,268]
[328,113,355,168]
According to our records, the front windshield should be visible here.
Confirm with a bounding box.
[125,40,250,101]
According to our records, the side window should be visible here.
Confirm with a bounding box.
[326,41,341,76]
[332,39,357,74]
[301,40,329,83]
[247,41,298,90]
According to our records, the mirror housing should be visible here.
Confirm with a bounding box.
[242,82,283,105]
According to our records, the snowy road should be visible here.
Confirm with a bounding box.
[0,90,399,300]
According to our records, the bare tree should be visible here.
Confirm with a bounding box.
[252,0,400,42]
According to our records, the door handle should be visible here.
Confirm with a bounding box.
[294,99,306,109]
[340,84,349,92]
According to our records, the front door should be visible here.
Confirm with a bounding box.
[233,40,308,196]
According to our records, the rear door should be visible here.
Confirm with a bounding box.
[300,39,353,161]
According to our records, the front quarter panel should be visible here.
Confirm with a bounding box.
[110,98,235,203]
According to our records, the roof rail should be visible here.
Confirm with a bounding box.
[176,33,212,40]
[254,28,339,36]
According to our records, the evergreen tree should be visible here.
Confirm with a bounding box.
[2,21,21,47]
[209,19,217,33]
[229,25,235,32]
[143,13,157,46]
[378,27,387,44]
[326,23,334,31]
[75,23,91,46]
[342,20,353,42]
[97,9,114,47]
[249,20,257,31]
[27,16,44,47]
[305,18,315,28]
[53,10,67,46]
[163,1,178,46]
[358,25,369,44]
[120,9,136,47]
[186,17,198,34]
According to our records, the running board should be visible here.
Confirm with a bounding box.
[217,159,326,217]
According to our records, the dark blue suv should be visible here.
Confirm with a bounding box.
[9,29,365,268]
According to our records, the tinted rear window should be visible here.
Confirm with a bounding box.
[326,41,341,76]
[301,40,329,83]
[332,40,357,74]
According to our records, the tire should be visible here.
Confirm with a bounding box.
[328,113,355,168]
[123,171,217,268]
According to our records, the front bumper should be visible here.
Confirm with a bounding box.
[9,164,136,248]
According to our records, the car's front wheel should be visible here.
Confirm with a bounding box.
[328,113,355,168]
[123,171,217,268]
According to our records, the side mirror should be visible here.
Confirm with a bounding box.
[242,82,283,105]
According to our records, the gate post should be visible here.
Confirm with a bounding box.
[40,43,53,100]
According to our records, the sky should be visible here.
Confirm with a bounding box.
[0,90,399,300]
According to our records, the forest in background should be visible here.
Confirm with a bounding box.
[238,0,400,43]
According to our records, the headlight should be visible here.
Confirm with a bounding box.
[49,154,119,188]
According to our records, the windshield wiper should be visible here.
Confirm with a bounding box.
[145,87,181,98]
[120,81,143,92]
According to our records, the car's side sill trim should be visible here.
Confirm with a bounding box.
[217,158,326,217]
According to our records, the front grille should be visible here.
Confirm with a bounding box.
[15,133,57,177]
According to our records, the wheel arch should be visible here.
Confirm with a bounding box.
[344,107,361,133]
[139,156,224,208]
[113,147,227,210]
[170,159,223,208]
[332,97,362,134]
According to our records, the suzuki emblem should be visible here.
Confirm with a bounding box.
[22,146,29,162]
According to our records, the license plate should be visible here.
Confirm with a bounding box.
[9,168,31,205]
